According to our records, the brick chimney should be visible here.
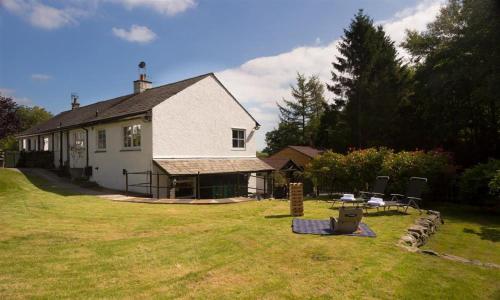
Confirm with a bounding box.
[71,94,80,110]
[134,73,152,93]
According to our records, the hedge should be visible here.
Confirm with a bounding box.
[17,151,54,169]
[305,148,456,202]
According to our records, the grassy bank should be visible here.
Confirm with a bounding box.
[0,169,498,299]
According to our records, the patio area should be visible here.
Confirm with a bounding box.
[15,168,257,205]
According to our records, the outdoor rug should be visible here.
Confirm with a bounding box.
[292,219,376,237]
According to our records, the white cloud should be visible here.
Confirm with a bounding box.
[112,0,197,16]
[31,73,52,81]
[216,0,445,150]
[0,88,33,106]
[1,0,79,30]
[112,24,157,43]
[2,0,196,30]
[379,0,445,58]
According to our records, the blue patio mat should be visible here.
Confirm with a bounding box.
[292,219,376,237]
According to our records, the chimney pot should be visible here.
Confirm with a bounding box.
[71,94,80,110]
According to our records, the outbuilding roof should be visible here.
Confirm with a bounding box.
[287,146,323,158]
[154,158,274,176]
[18,73,259,137]
[260,157,301,171]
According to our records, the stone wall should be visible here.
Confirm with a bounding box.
[398,210,444,250]
[398,210,500,269]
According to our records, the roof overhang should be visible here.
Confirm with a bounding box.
[15,112,148,138]
[154,158,275,176]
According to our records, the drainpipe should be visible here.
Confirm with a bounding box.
[66,131,70,167]
[82,127,89,168]
[59,128,63,168]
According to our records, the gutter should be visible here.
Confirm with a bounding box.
[15,112,148,138]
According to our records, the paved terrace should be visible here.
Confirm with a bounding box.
[15,168,255,205]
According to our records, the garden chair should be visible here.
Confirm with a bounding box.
[385,177,427,213]
[331,176,390,207]
[330,206,363,234]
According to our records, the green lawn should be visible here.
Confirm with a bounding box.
[0,169,499,299]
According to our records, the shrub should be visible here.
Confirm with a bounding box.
[17,151,54,169]
[381,150,455,201]
[305,151,347,193]
[489,170,500,196]
[306,148,456,202]
[343,148,392,192]
[459,159,500,205]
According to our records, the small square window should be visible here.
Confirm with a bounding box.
[232,129,245,149]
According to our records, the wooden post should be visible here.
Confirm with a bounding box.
[264,173,267,196]
[156,172,160,199]
[270,172,274,199]
[149,171,153,198]
[167,176,171,199]
[196,171,200,199]
[125,170,128,194]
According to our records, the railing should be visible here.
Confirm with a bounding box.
[123,170,273,199]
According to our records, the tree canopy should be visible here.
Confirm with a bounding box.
[264,73,327,154]
[264,1,498,167]
[0,95,52,150]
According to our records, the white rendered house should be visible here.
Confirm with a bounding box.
[17,71,273,199]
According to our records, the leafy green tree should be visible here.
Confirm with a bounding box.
[314,103,349,152]
[264,122,302,154]
[0,95,52,150]
[16,106,53,132]
[402,0,500,165]
[328,10,412,149]
[0,94,20,141]
[265,73,327,154]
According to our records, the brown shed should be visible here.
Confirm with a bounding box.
[268,146,323,169]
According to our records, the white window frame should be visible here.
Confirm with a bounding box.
[73,131,85,149]
[123,124,141,149]
[232,128,246,150]
[42,137,49,151]
[96,129,106,150]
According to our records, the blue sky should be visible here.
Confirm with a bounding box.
[0,0,444,149]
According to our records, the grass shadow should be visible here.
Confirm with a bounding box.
[16,168,141,198]
[463,227,500,242]
[427,202,500,227]
[364,210,410,217]
[265,214,292,219]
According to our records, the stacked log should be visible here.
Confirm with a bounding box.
[289,183,303,217]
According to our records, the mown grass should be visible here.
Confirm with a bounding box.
[0,168,499,299]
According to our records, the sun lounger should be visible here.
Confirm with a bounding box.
[384,177,427,213]
[332,176,390,207]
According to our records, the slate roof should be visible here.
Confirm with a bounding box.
[19,73,255,136]
[288,146,323,158]
[154,158,274,176]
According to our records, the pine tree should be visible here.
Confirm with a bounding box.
[265,73,327,154]
[328,10,411,149]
